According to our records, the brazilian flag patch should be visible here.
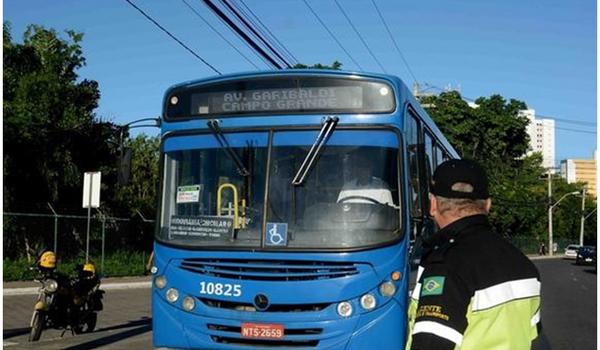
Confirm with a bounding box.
[421,276,445,296]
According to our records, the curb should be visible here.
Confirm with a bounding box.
[4,281,151,296]
[528,255,567,261]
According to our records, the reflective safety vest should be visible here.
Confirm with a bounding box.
[406,215,541,350]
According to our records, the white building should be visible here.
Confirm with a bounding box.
[519,109,555,171]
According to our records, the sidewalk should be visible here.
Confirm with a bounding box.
[3,276,151,296]
[527,254,567,260]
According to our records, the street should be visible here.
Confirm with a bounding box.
[3,258,596,349]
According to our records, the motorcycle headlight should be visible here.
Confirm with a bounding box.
[44,279,58,293]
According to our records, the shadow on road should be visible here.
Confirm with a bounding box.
[95,317,151,333]
[62,318,152,350]
[3,327,30,340]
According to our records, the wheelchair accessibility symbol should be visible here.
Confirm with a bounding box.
[266,222,288,246]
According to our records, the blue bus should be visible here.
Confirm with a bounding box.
[152,70,458,349]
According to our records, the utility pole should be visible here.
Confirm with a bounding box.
[579,187,586,246]
[547,171,553,256]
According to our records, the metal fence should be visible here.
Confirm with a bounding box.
[3,210,155,274]
[510,236,575,256]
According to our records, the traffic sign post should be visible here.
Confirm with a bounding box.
[83,172,101,263]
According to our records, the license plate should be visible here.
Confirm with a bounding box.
[585,258,592,262]
[241,323,284,339]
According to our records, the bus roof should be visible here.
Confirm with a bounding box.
[163,69,458,158]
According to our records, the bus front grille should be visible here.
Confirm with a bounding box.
[200,297,331,312]
[179,258,359,281]
[208,324,321,347]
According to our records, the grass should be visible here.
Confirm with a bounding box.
[3,251,149,281]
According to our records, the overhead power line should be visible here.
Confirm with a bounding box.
[301,0,363,71]
[333,0,387,73]
[123,0,221,75]
[201,0,283,69]
[220,0,293,68]
[420,84,596,134]
[555,126,596,134]
[237,0,299,65]
[179,0,259,69]
[535,115,596,127]
[370,0,418,85]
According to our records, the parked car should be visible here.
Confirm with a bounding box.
[564,244,581,259]
[575,246,596,265]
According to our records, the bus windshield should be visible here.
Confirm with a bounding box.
[158,129,401,250]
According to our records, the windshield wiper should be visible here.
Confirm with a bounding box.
[292,116,339,185]
[207,120,250,176]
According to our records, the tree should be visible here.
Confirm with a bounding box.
[4,23,119,212]
[293,61,343,70]
[116,134,160,216]
[419,90,596,243]
[419,92,529,165]
[3,23,121,258]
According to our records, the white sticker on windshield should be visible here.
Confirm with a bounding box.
[177,185,202,203]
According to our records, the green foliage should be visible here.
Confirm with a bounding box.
[420,92,529,163]
[3,251,148,281]
[293,60,343,70]
[117,135,160,215]
[3,23,157,261]
[420,91,597,243]
[4,22,119,214]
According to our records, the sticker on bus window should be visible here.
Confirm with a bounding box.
[169,215,234,239]
[176,185,202,203]
[265,223,288,246]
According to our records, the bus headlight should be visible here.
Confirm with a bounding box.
[379,281,396,297]
[154,275,167,289]
[182,296,195,311]
[150,266,158,274]
[360,294,377,310]
[166,288,179,303]
[337,301,353,317]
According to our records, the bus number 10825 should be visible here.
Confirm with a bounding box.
[199,281,242,297]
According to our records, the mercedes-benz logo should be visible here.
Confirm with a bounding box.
[254,293,269,311]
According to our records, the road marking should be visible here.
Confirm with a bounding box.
[4,281,151,296]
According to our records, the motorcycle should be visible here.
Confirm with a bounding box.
[29,251,104,342]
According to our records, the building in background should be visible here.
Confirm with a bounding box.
[560,152,597,197]
[520,109,556,171]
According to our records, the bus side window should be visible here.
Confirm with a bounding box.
[435,144,444,166]
[406,113,421,218]
[424,131,434,183]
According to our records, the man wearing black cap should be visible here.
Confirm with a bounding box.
[405,159,541,350]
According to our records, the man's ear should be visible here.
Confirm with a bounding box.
[429,195,438,217]
[485,198,492,213]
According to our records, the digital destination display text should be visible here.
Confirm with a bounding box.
[191,86,363,114]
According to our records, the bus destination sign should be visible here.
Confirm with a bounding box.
[191,86,363,115]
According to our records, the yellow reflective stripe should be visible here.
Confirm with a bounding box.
[472,278,540,311]
[413,321,464,346]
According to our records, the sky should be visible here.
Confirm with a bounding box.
[4,0,597,162]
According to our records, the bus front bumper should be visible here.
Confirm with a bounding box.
[152,291,406,350]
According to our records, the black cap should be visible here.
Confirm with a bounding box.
[430,159,490,199]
